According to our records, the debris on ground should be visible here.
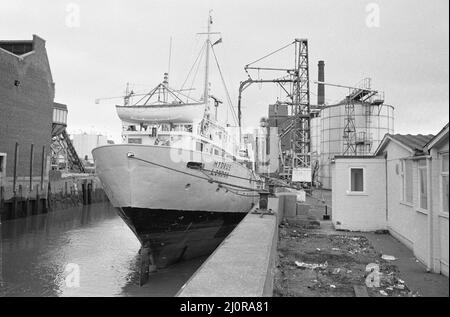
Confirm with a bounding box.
[382,255,397,261]
[274,222,415,297]
[295,261,328,270]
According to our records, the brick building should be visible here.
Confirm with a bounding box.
[0,35,54,198]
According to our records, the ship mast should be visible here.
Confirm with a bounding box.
[203,13,212,103]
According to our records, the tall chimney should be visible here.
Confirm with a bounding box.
[318,60,325,105]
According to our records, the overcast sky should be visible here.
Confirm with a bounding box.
[1,0,448,142]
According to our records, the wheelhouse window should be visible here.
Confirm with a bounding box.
[442,153,449,213]
[418,160,428,210]
[350,168,364,193]
[128,138,142,144]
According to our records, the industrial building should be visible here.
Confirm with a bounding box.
[313,100,394,189]
[0,35,54,201]
[332,123,449,277]
[72,133,109,163]
[0,35,91,221]
[266,61,395,189]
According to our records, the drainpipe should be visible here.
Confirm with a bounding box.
[384,152,389,224]
[426,157,433,272]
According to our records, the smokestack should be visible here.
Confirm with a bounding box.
[318,60,325,105]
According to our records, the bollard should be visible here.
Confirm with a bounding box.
[82,182,87,205]
[87,182,92,205]
[323,205,331,220]
[0,186,4,223]
[259,191,269,210]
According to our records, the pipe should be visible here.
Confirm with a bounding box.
[426,157,433,272]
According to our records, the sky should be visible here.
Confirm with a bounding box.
[1,0,448,143]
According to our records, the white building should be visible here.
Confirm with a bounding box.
[332,123,449,276]
[72,133,108,163]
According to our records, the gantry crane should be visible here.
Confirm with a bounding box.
[238,39,311,185]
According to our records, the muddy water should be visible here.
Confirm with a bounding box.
[0,203,206,297]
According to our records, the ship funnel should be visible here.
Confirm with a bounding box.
[318,61,325,105]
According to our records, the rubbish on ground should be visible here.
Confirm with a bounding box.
[381,255,397,261]
[365,263,381,288]
[395,284,405,290]
[379,290,388,296]
[398,279,405,284]
[316,248,321,251]
[330,285,336,288]
[295,261,328,270]
[386,286,394,291]
[332,268,341,274]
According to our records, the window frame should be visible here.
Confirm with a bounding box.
[400,159,414,205]
[348,167,366,195]
[417,159,428,211]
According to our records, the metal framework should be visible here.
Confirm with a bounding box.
[50,129,85,173]
[237,39,311,184]
[315,78,385,156]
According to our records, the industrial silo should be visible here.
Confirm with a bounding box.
[318,102,394,189]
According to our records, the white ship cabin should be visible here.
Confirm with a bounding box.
[121,119,240,162]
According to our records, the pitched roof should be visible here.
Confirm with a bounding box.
[375,133,435,156]
[389,134,435,152]
[425,123,449,150]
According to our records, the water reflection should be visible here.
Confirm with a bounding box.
[0,203,204,297]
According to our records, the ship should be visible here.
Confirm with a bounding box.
[92,14,262,268]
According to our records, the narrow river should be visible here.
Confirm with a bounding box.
[0,202,206,297]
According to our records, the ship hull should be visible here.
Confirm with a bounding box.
[92,144,259,267]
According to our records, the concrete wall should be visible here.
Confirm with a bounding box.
[177,194,290,297]
[332,157,387,231]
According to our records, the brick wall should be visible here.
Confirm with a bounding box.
[0,35,54,180]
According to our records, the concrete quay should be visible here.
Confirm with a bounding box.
[177,192,297,297]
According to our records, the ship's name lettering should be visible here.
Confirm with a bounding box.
[210,161,231,178]
[213,161,231,171]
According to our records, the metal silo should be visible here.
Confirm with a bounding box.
[318,102,394,189]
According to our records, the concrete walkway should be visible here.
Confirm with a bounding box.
[315,220,449,297]
[363,232,449,297]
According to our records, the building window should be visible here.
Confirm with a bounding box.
[401,160,413,204]
[442,153,449,213]
[418,160,428,210]
[350,168,364,192]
